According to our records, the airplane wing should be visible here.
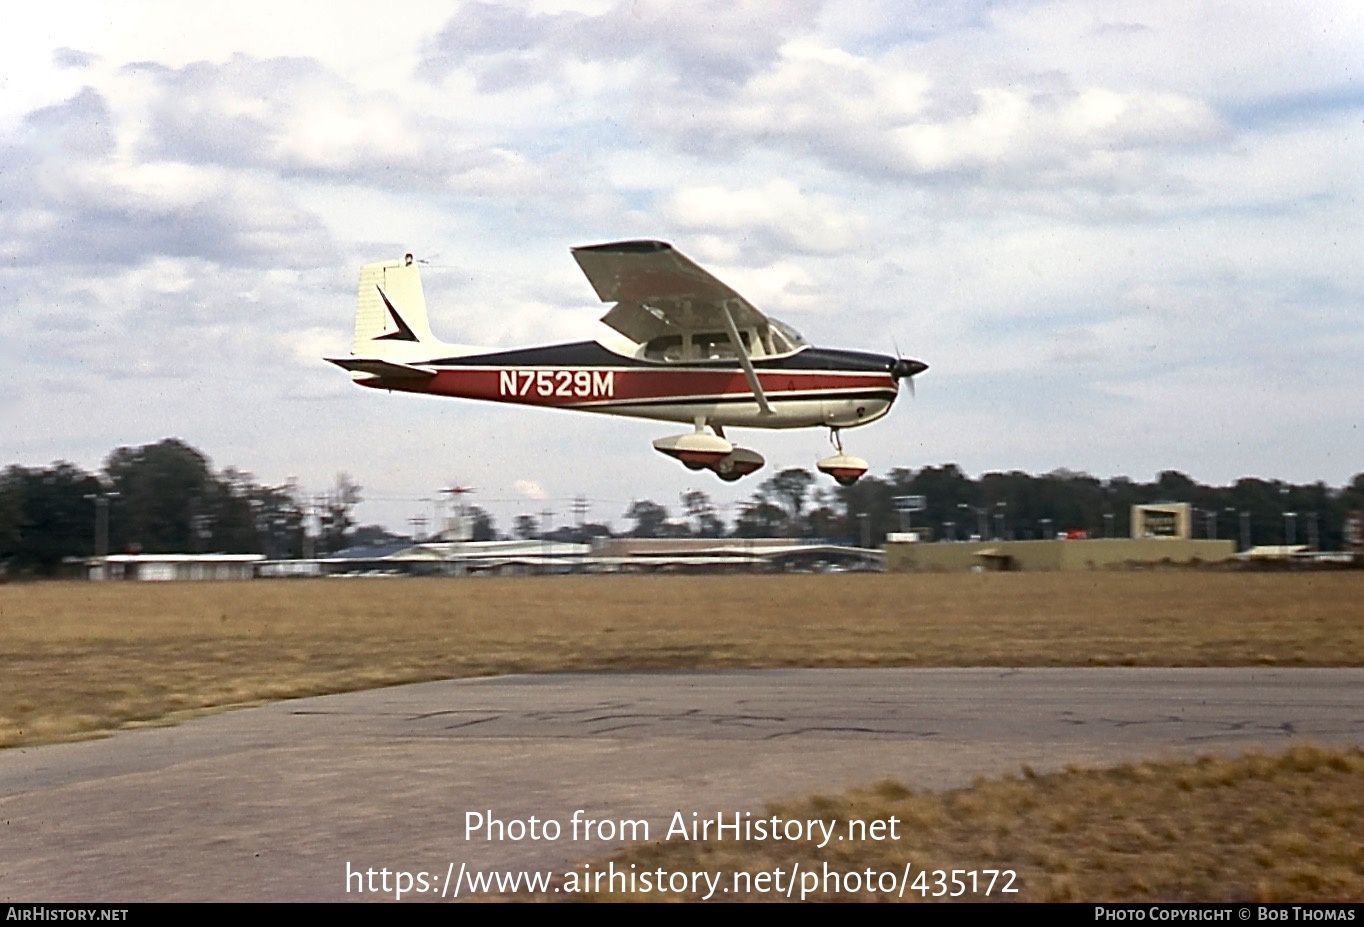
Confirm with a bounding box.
[571,240,771,343]
[573,240,774,414]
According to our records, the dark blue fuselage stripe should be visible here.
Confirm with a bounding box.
[420,341,901,374]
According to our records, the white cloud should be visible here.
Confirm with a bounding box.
[662,179,866,254]
[990,0,1364,105]
[514,480,548,500]
[651,37,1225,187]
[3,0,1363,529]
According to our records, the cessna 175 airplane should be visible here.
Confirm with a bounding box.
[327,240,926,484]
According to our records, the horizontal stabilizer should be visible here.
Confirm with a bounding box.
[326,357,435,379]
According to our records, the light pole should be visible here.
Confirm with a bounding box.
[1284,511,1297,547]
[958,503,986,541]
[84,491,118,580]
[994,502,1007,541]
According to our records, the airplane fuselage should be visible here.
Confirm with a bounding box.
[355,341,901,430]
[331,241,926,484]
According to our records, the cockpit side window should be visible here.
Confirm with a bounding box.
[643,334,685,361]
[638,322,804,363]
[694,330,747,360]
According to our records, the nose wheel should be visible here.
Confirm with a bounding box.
[816,428,869,486]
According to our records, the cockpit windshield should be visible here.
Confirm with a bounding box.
[768,318,809,353]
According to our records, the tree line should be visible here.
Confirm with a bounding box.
[600,465,1364,551]
[0,439,363,575]
[452,465,1364,552]
[4,438,1362,575]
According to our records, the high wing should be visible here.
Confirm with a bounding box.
[572,240,777,414]
[572,240,772,345]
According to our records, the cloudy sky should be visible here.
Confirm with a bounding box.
[4,1,1361,534]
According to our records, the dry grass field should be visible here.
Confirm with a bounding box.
[2,570,1360,747]
[3,570,1362,903]
[527,745,1364,902]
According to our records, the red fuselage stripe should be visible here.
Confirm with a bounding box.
[365,367,895,408]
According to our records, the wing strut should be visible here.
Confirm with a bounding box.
[721,304,775,417]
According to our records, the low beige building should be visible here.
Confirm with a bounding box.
[885,537,1235,572]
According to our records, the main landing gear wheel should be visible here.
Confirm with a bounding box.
[710,447,765,481]
[816,428,869,486]
[653,431,732,469]
[652,422,766,481]
[653,419,732,470]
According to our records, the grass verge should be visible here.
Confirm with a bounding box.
[513,746,1364,902]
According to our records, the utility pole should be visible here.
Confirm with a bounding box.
[540,508,555,574]
[440,485,475,542]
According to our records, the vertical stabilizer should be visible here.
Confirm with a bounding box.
[354,255,437,354]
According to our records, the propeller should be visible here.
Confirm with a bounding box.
[888,342,928,397]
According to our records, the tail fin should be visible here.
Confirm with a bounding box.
[353,255,438,357]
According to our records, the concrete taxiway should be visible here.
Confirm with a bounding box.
[3,667,1362,901]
